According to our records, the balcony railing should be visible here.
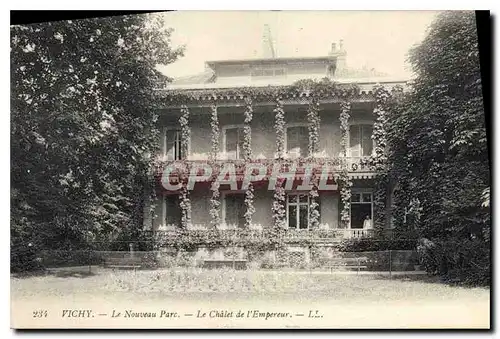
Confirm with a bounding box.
[143,226,376,243]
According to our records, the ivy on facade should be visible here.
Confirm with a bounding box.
[243,96,255,228]
[209,103,220,161]
[272,177,287,230]
[339,100,353,227]
[163,79,360,106]
[307,98,321,157]
[273,98,286,160]
[309,168,321,229]
[242,96,253,160]
[209,179,221,229]
[371,85,391,235]
[307,97,321,228]
[151,79,402,248]
[178,105,191,228]
[244,183,255,228]
[209,102,221,228]
[179,181,191,228]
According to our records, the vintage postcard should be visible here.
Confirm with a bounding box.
[10,10,490,329]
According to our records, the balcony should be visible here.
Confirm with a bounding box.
[153,156,377,189]
[143,226,375,246]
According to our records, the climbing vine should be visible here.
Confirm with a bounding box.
[154,79,381,247]
[179,105,191,158]
[307,97,321,228]
[209,102,221,228]
[178,105,191,228]
[274,98,286,160]
[371,85,391,235]
[209,180,221,229]
[307,97,321,157]
[272,177,287,230]
[209,103,220,161]
[243,96,255,228]
[242,96,253,160]
[339,100,353,227]
[244,184,255,228]
[309,168,321,229]
[179,181,191,228]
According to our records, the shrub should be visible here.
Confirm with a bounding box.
[337,238,417,252]
[417,238,490,286]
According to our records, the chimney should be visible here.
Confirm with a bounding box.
[330,43,337,54]
[262,24,276,58]
[336,39,347,75]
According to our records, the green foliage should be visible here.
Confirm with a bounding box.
[338,101,352,226]
[11,14,183,270]
[163,78,360,105]
[337,238,418,252]
[387,11,489,285]
[417,238,490,286]
[152,229,284,252]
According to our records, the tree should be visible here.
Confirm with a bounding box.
[11,13,183,268]
[387,11,490,285]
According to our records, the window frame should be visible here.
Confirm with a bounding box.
[162,194,182,228]
[222,124,245,160]
[251,67,287,78]
[349,189,374,229]
[164,127,189,161]
[286,193,313,230]
[221,191,246,228]
[347,122,374,158]
[284,123,309,159]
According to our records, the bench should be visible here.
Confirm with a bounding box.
[102,257,143,271]
[203,259,248,270]
[327,257,368,274]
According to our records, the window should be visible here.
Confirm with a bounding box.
[165,129,183,160]
[287,193,320,230]
[350,192,373,229]
[286,125,308,158]
[223,193,245,227]
[165,195,182,226]
[251,68,286,78]
[224,126,245,160]
[349,124,373,157]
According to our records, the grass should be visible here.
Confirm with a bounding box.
[10,267,490,329]
[11,267,489,303]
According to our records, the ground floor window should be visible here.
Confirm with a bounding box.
[350,191,373,229]
[222,193,245,228]
[164,195,182,227]
[287,193,320,229]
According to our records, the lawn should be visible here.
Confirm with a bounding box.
[11,267,490,329]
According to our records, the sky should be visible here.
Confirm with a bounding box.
[157,11,441,79]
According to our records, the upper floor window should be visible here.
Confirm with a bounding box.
[251,67,286,78]
[165,129,183,160]
[223,126,245,160]
[349,124,373,157]
[286,125,308,158]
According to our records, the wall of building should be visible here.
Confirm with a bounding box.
[150,190,340,231]
[150,104,374,231]
[159,106,374,160]
[212,62,330,86]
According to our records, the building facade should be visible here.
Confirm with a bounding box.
[144,39,407,261]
